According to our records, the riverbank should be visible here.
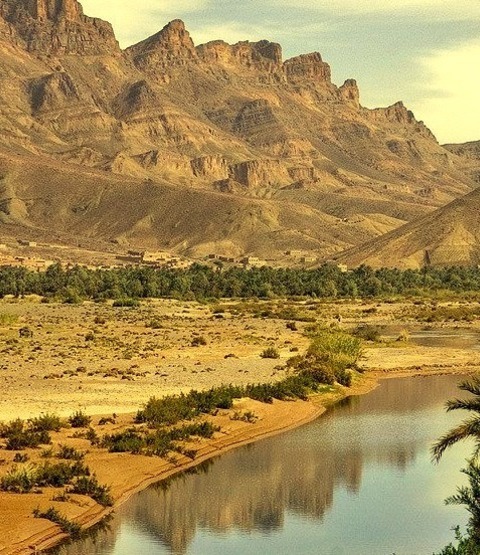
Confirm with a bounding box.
[1,297,480,553]
[4,365,475,555]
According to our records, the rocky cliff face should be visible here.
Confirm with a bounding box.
[0,3,477,265]
[127,19,197,71]
[0,0,119,54]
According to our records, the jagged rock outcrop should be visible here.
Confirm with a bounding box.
[338,79,360,107]
[228,159,291,188]
[284,52,331,85]
[190,156,229,180]
[126,19,198,71]
[0,0,119,54]
[197,39,283,80]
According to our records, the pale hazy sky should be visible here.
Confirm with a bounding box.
[81,0,480,144]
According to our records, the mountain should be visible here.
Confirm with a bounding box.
[335,184,480,269]
[0,0,477,263]
[443,141,480,185]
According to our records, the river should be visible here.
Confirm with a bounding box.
[50,373,475,555]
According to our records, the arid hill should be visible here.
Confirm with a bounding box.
[0,0,478,263]
[335,184,480,269]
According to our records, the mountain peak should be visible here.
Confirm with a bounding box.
[26,0,82,21]
[127,19,198,70]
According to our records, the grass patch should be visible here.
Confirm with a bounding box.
[70,475,113,507]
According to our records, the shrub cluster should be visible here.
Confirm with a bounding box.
[70,475,113,507]
[287,330,363,387]
[135,385,244,426]
[68,411,92,428]
[33,507,81,537]
[101,421,220,460]
[0,461,88,492]
[0,419,52,450]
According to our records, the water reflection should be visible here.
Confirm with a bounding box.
[52,374,472,555]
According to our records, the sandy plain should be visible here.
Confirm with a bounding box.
[0,296,479,554]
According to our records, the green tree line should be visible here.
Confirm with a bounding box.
[1,263,480,301]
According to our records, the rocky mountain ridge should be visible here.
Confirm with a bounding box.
[0,0,478,265]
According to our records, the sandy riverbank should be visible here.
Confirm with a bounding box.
[4,365,474,555]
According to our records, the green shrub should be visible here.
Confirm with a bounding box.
[68,411,92,428]
[36,461,89,488]
[33,507,81,537]
[287,330,361,387]
[0,465,37,493]
[0,419,52,450]
[28,413,64,433]
[56,445,85,461]
[70,475,113,507]
[260,347,280,359]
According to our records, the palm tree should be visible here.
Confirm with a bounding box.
[444,461,480,537]
[432,377,480,464]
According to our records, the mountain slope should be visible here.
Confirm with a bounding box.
[0,0,477,263]
[336,185,480,269]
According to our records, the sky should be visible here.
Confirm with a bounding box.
[80,0,480,144]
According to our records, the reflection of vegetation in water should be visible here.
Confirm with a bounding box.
[46,514,114,554]
[122,379,448,554]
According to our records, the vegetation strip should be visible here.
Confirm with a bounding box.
[2,264,480,302]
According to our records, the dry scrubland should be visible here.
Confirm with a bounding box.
[1,296,480,553]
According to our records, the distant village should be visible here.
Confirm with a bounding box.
[0,239,349,272]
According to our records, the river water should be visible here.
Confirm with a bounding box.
[51,373,475,555]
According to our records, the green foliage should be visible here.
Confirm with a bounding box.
[0,461,88,492]
[432,377,480,463]
[68,411,92,428]
[56,445,85,461]
[3,263,480,302]
[101,422,219,460]
[28,413,64,433]
[33,507,81,537]
[35,461,89,488]
[260,347,280,359]
[0,418,51,450]
[287,330,362,387]
[433,526,480,554]
[136,386,242,426]
[70,475,113,507]
[0,465,37,493]
[433,378,480,553]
